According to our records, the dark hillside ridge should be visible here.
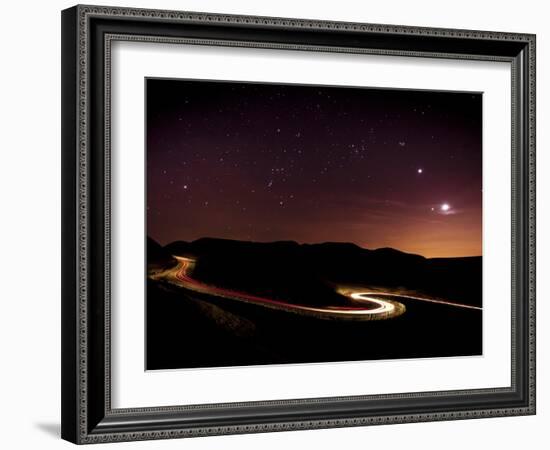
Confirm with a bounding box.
[157,237,481,307]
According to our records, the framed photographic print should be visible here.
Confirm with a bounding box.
[61,5,536,444]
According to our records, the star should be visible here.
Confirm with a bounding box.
[417,168,423,174]
[441,203,450,212]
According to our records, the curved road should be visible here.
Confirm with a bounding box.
[156,256,480,321]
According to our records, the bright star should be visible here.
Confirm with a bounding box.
[417,168,423,174]
[441,203,450,212]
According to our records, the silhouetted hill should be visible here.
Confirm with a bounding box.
[147,236,482,370]
[152,236,481,307]
[163,240,194,256]
[147,237,175,267]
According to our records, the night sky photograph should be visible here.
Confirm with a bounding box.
[146,78,483,371]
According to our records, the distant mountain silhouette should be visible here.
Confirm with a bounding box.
[153,236,481,307]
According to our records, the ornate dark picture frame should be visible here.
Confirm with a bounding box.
[61,4,536,444]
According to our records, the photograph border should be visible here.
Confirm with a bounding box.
[143,76,485,370]
[61,4,535,444]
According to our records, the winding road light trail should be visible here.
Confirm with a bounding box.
[159,257,404,321]
[156,256,481,321]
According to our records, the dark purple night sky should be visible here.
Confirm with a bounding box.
[147,79,482,258]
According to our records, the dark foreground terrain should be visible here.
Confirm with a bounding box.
[146,237,482,370]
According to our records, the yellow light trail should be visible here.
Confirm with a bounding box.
[348,290,482,311]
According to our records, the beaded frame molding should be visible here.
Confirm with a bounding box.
[61,4,536,444]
